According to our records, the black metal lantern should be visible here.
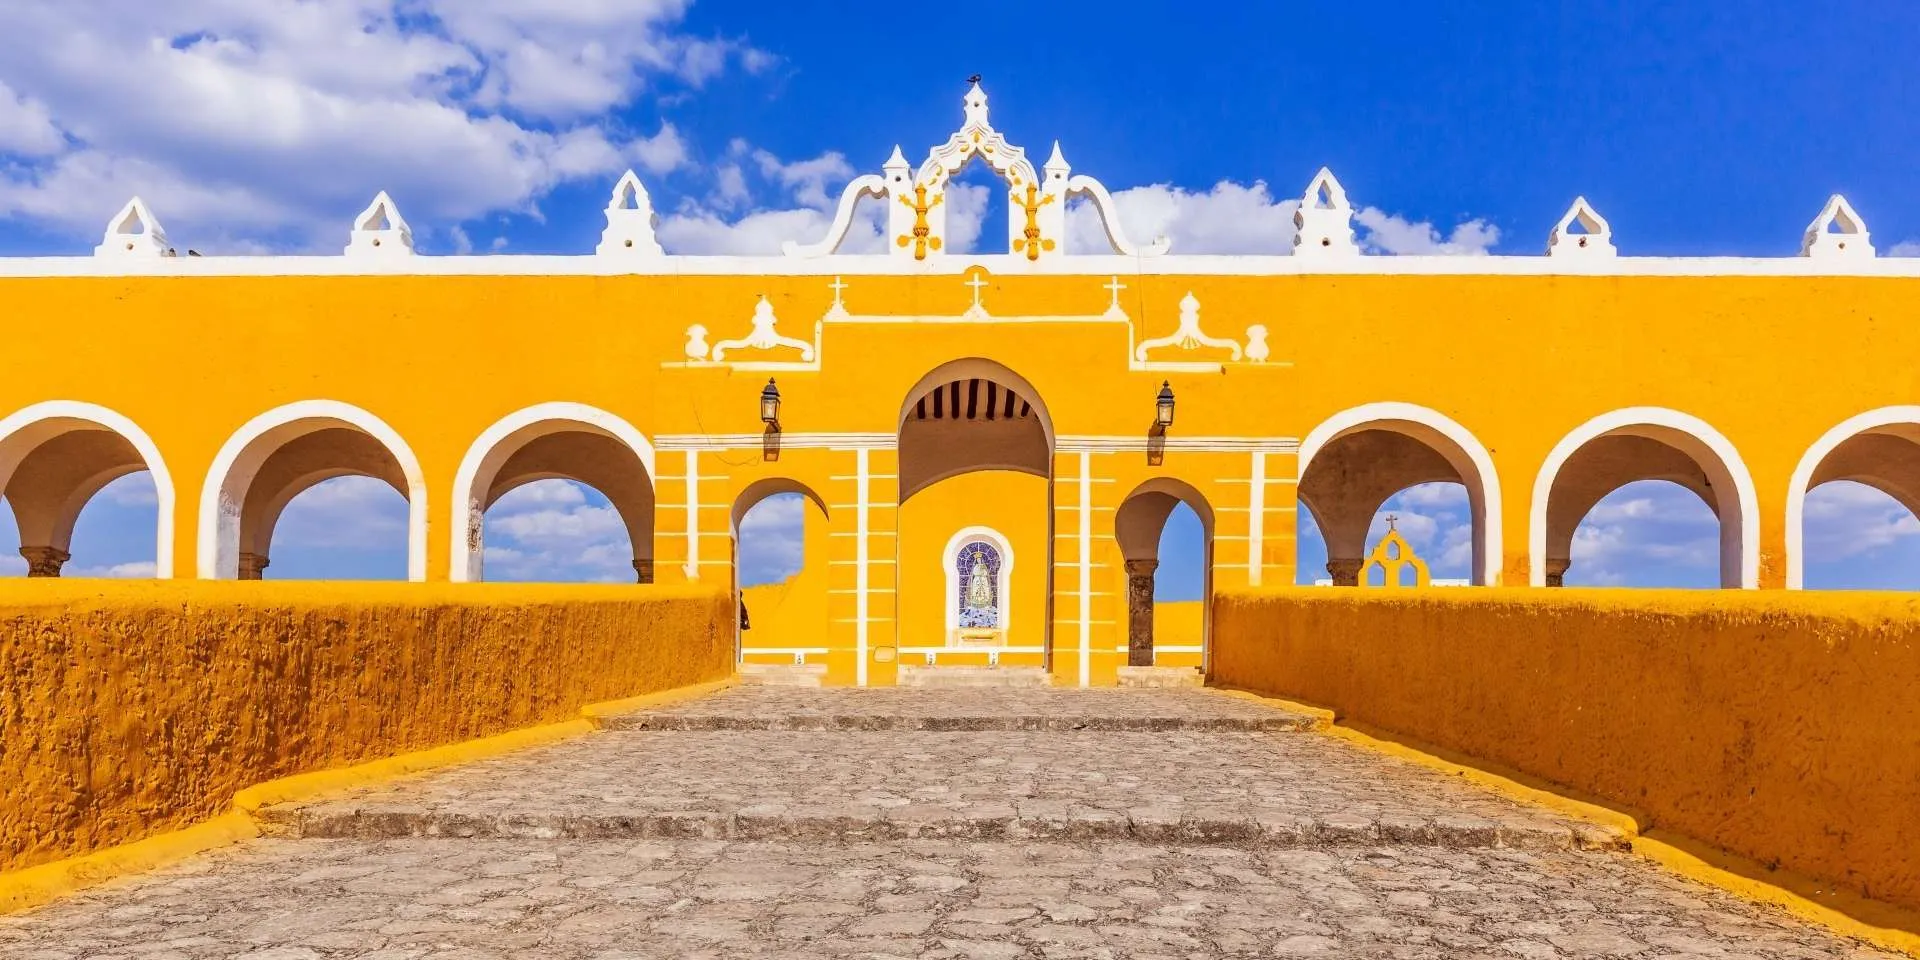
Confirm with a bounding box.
[760,378,782,430]
[1154,380,1175,431]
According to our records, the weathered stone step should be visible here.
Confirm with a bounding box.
[896,665,1050,688]
[738,662,827,687]
[263,804,1626,853]
[1116,665,1204,689]
[602,711,1317,732]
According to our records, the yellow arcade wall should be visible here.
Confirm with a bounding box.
[6,271,1920,683]
[0,580,732,873]
[1211,587,1920,914]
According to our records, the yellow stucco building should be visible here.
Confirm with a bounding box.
[4,84,1920,686]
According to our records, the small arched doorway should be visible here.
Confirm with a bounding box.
[732,478,831,667]
[895,359,1053,668]
[1114,479,1214,669]
[1788,408,1920,589]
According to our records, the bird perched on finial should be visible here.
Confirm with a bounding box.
[968,74,982,84]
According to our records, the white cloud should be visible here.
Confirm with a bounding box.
[1802,480,1920,562]
[100,472,158,507]
[1355,207,1500,255]
[272,475,408,550]
[1564,481,1719,586]
[0,1,751,249]
[482,478,636,581]
[1889,240,1920,258]
[67,560,156,578]
[0,554,24,576]
[739,493,803,586]
[491,479,588,510]
[1064,180,1498,256]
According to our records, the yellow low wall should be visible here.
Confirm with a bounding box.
[0,580,731,873]
[1212,588,1920,914]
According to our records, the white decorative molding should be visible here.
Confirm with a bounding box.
[1293,168,1358,258]
[1135,292,1242,361]
[782,174,888,258]
[1246,324,1270,362]
[1800,193,1874,260]
[712,296,816,362]
[1547,197,1616,258]
[95,197,173,258]
[596,170,665,258]
[1067,174,1170,257]
[683,324,710,360]
[344,191,414,258]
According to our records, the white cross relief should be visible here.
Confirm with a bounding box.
[826,276,850,319]
[963,271,991,320]
[1135,292,1242,361]
[712,296,817,362]
[1103,275,1127,319]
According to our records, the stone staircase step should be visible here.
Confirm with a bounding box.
[1116,665,1204,688]
[265,804,1626,853]
[895,665,1050,688]
[738,662,827,687]
[603,712,1314,732]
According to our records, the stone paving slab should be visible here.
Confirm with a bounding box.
[605,686,1319,732]
[0,837,1897,959]
[265,731,1623,852]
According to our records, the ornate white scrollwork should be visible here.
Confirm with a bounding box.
[712,297,816,362]
[781,174,889,258]
[1067,175,1170,257]
[1136,293,1242,361]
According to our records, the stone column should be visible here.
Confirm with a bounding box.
[633,559,654,584]
[1325,557,1363,586]
[238,552,270,580]
[20,546,68,578]
[1125,558,1158,667]
[1544,557,1570,588]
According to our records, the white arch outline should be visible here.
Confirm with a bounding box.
[1785,405,1920,589]
[1299,402,1504,586]
[1530,406,1759,589]
[449,402,658,583]
[198,400,427,581]
[0,401,177,578]
[942,525,1015,643]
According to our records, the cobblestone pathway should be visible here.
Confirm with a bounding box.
[0,687,1899,958]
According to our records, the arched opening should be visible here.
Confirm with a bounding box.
[450,404,655,583]
[1788,408,1920,589]
[1533,408,1758,588]
[1114,479,1214,668]
[732,478,831,665]
[1297,404,1501,586]
[267,476,411,579]
[896,359,1053,665]
[0,402,173,578]
[199,401,426,580]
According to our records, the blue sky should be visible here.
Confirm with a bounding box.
[2,2,1919,593]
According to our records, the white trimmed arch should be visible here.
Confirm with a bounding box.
[1299,402,1504,586]
[0,401,177,578]
[199,400,427,580]
[449,402,658,583]
[1530,406,1759,589]
[1785,406,1920,589]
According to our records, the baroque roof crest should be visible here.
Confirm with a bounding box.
[784,82,1170,262]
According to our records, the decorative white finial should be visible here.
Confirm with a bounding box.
[597,170,664,258]
[1547,197,1615,257]
[684,324,710,360]
[345,191,413,258]
[1293,168,1357,258]
[1046,141,1070,175]
[1246,325,1270,363]
[964,81,989,128]
[1800,194,1874,260]
[95,197,173,258]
